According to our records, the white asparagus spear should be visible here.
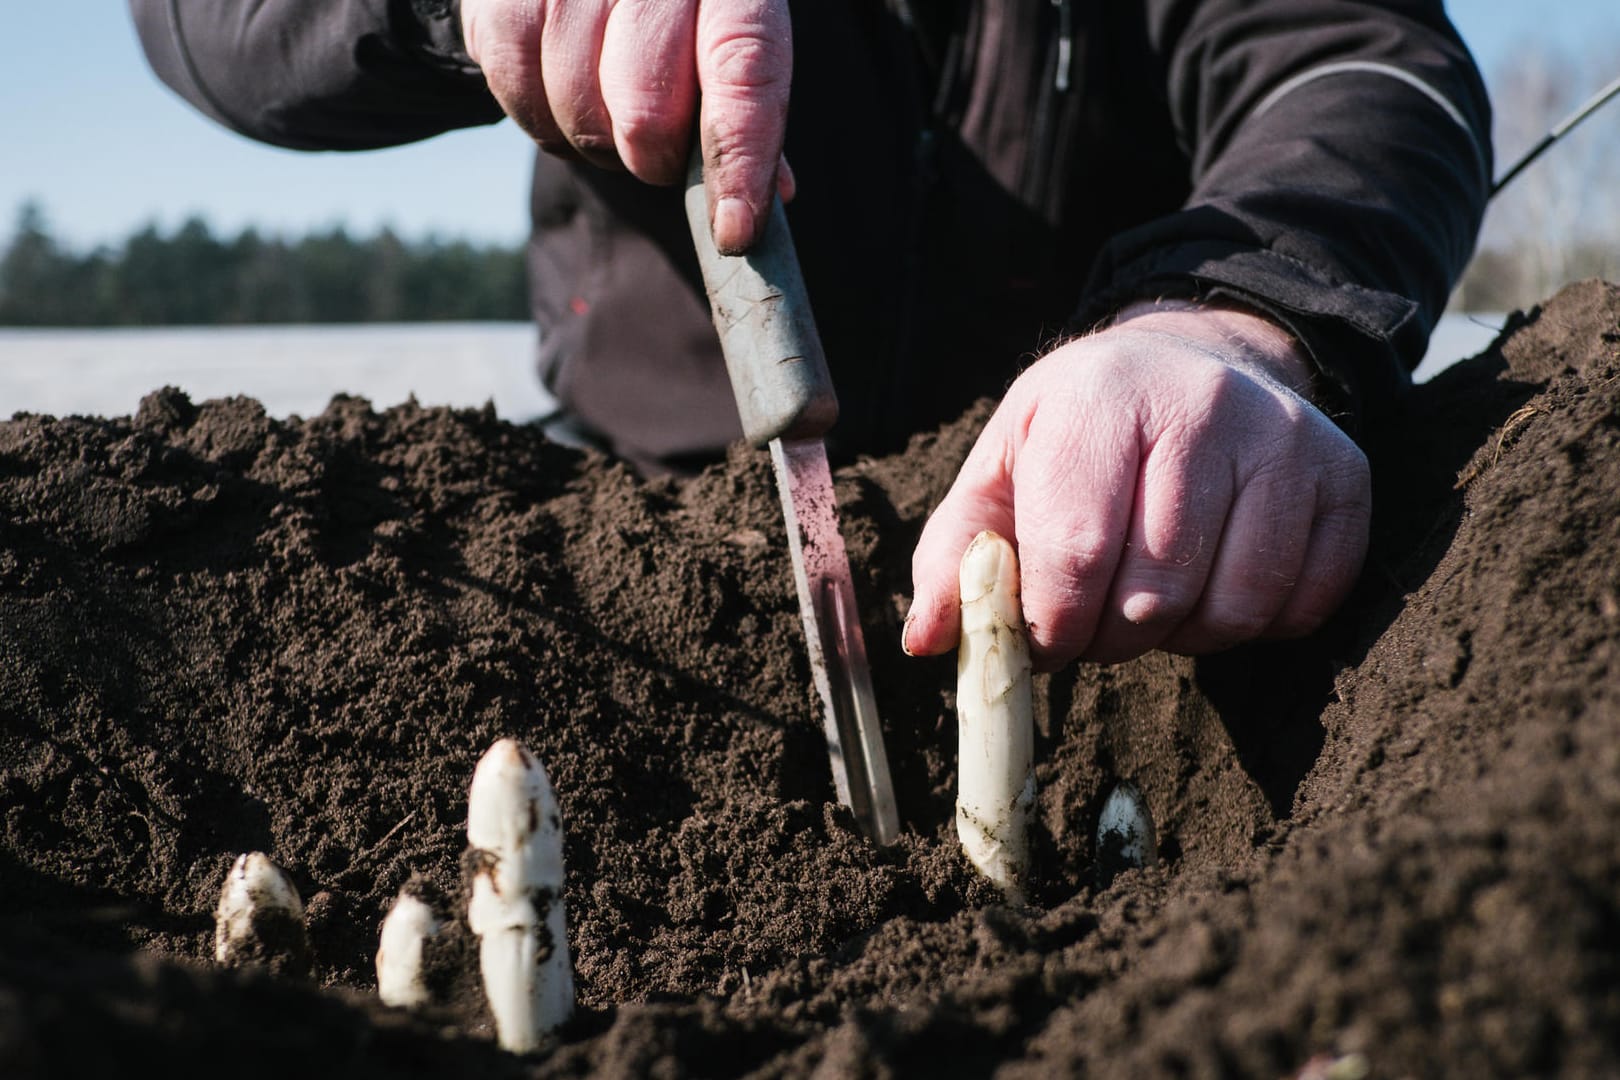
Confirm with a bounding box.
[955,530,1036,902]
[214,852,310,977]
[465,738,573,1053]
[1097,781,1158,874]
[376,884,442,1008]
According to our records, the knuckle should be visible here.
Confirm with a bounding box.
[568,130,614,154]
[702,117,777,185]
[1270,600,1333,639]
[1314,506,1371,564]
[1080,634,1152,667]
[1025,617,1089,666]
[537,137,579,160]
[466,0,544,70]
[1118,574,1200,629]
[705,32,791,91]
[1018,542,1115,656]
[1038,533,1115,595]
[568,132,622,168]
[1325,453,1372,504]
[612,102,687,154]
[1197,597,1275,644]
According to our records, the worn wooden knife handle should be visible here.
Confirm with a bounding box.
[684,148,839,447]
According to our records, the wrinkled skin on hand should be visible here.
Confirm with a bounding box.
[906,304,1371,671]
[459,0,794,254]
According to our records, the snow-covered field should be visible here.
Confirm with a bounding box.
[0,322,554,423]
[0,313,1508,424]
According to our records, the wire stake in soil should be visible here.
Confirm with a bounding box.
[465,738,574,1053]
[955,531,1036,902]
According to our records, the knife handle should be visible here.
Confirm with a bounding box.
[684,150,839,447]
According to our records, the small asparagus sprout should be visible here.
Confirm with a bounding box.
[214,852,311,977]
[376,882,443,1009]
[1096,782,1159,887]
[465,738,573,1053]
[955,530,1036,902]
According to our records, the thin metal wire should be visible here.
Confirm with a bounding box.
[1492,71,1620,198]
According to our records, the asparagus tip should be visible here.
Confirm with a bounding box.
[214,852,310,977]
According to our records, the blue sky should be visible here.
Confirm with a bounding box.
[3,1,1617,250]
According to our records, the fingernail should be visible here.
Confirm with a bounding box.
[713,197,754,255]
[901,611,918,656]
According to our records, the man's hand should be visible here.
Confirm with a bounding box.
[459,0,793,255]
[905,304,1371,670]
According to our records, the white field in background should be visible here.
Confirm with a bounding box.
[0,323,554,422]
[0,315,1502,423]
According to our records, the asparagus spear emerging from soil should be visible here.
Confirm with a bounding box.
[376,882,443,1009]
[1096,782,1159,887]
[956,531,1036,902]
[213,852,311,978]
[465,738,573,1053]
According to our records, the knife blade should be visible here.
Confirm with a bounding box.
[684,151,900,845]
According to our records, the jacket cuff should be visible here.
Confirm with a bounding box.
[1076,234,1424,437]
[405,0,479,74]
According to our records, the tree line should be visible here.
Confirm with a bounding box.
[0,202,528,326]
[1455,45,1620,311]
[8,31,1619,330]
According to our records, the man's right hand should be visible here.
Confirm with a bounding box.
[459,0,793,255]
[905,304,1372,671]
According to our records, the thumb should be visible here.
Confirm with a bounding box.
[906,414,1017,657]
[695,0,793,255]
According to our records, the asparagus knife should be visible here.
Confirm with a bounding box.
[684,151,899,845]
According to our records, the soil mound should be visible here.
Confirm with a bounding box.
[2,281,1618,1077]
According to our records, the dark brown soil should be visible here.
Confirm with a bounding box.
[3,281,1619,1078]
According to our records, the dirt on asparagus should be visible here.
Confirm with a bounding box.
[3,280,1620,1078]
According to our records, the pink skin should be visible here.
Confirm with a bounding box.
[460,0,795,255]
[905,302,1372,671]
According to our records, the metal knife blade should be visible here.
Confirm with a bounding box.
[684,148,899,844]
[770,437,899,844]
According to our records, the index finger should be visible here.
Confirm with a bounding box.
[695,0,792,254]
[906,378,1143,671]
[906,407,1019,658]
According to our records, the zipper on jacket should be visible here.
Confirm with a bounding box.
[1052,0,1074,92]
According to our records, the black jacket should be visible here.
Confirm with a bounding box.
[131,0,1491,471]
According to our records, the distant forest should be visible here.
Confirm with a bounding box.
[0,202,528,326]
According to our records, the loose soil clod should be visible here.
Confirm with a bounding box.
[3,281,1620,1077]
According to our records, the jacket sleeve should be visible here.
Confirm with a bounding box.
[1078,0,1492,427]
[127,0,505,150]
